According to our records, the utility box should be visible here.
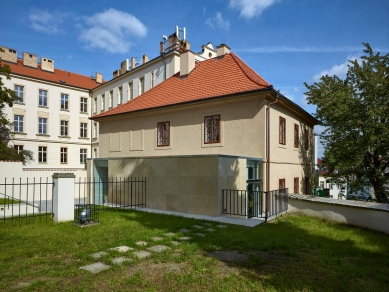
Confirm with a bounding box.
[74,204,99,227]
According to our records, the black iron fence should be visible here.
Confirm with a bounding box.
[222,188,288,222]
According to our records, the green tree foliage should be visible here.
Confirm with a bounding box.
[305,43,389,203]
[0,49,33,165]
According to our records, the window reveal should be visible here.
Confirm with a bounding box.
[204,115,220,144]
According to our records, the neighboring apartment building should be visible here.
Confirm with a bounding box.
[317,158,347,199]
[0,46,102,179]
[89,45,318,217]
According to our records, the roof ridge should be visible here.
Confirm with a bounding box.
[230,53,270,87]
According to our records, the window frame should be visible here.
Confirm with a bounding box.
[93,97,97,113]
[157,121,170,147]
[80,122,87,138]
[60,147,68,164]
[93,122,97,138]
[109,90,113,108]
[294,177,299,193]
[80,97,88,113]
[294,124,299,148]
[150,71,154,88]
[80,148,87,164]
[118,86,123,105]
[101,94,105,111]
[204,115,221,144]
[14,84,24,103]
[60,93,69,110]
[39,89,48,107]
[60,120,69,136]
[279,116,286,145]
[14,115,24,133]
[139,76,145,95]
[128,82,133,100]
[38,146,47,163]
[38,117,47,134]
[279,179,286,190]
[14,145,23,154]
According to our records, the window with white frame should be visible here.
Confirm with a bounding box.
[60,147,67,164]
[93,122,97,138]
[14,85,24,102]
[14,145,23,154]
[61,93,69,110]
[80,149,87,163]
[39,89,48,107]
[80,123,87,138]
[80,97,88,113]
[128,82,133,100]
[93,97,97,113]
[38,118,47,134]
[151,72,154,88]
[109,90,113,108]
[139,77,145,95]
[60,120,68,136]
[204,115,220,144]
[101,94,105,111]
[118,86,123,104]
[38,146,47,163]
[14,115,24,132]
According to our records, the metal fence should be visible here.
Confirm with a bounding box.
[222,188,288,222]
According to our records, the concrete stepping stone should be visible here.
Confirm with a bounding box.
[91,251,108,259]
[133,250,151,259]
[206,228,215,232]
[147,245,171,253]
[80,262,111,274]
[164,232,176,236]
[171,241,180,246]
[109,246,133,253]
[180,228,190,233]
[151,236,163,241]
[178,236,191,240]
[196,233,205,237]
[168,263,182,273]
[217,225,227,228]
[136,241,148,246]
[193,225,203,229]
[112,257,134,265]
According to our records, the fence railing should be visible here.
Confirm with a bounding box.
[222,188,288,222]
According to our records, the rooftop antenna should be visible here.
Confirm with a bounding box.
[176,25,186,41]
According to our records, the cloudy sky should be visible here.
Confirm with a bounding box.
[1,0,388,156]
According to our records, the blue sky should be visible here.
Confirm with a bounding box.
[1,0,388,157]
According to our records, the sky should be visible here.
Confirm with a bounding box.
[1,0,388,157]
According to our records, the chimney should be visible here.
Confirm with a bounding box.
[142,54,148,64]
[96,72,103,84]
[179,40,190,51]
[120,59,129,75]
[0,46,17,63]
[41,57,54,72]
[113,70,121,78]
[23,52,38,68]
[131,57,136,69]
[180,50,195,77]
[216,44,231,57]
[168,33,179,50]
[160,41,165,55]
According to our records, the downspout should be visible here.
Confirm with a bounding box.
[266,90,280,192]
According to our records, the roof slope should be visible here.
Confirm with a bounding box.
[92,53,271,119]
[4,59,101,90]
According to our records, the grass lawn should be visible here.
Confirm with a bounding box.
[0,210,388,291]
[0,198,21,205]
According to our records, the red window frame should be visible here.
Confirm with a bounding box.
[279,179,286,190]
[157,121,170,147]
[204,115,220,144]
[305,127,309,150]
[294,124,299,148]
[294,177,299,193]
[279,117,286,145]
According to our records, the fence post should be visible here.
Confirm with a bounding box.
[52,173,75,223]
[265,191,269,223]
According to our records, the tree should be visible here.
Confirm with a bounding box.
[304,43,389,203]
[0,48,33,164]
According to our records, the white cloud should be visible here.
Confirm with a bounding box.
[205,12,230,31]
[229,0,280,19]
[235,46,365,53]
[79,8,147,54]
[280,89,294,101]
[313,54,360,81]
[29,9,69,34]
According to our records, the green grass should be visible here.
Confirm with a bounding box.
[0,198,20,205]
[0,210,388,291]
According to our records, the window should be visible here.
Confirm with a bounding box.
[14,85,24,102]
[320,181,324,189]
[80,97,88,113]
[14,115,24,132]
[60,120,68,136]
[93,122,97,138]
[60,147,67,164]
[38,118,47,134]
[101,94,105,111]
[109,90,113,108]
[14,145,23,154]
[118,86,123,104]
[279,179,286,190]
[80,123,87,138]
[294,177,299,193]
[61,94,69,110]
[39,89,48,106]
[139,77,145,95]
[38,146,47,163]
[150,72,154,88]
[93,97,97,113]
[157,122,170,146]
[279,117,286,145]
[305,128,309,150]
[294,124,299,148]
[128,82,133,100]
[204,115,220,144]
[80,149,87,164]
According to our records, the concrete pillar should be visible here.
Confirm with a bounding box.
[52,173,75,223]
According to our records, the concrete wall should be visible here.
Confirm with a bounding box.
[288,195,389,234]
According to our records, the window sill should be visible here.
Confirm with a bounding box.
[14,102,25,105]
[100,110,105,112]
[92,137,98,141]
[38,162,47,164]
[78,137,89,140]
[13,132,27,135]
[58,135,71,138]
[38,106,49,109]
[36,134,50,137]
[60,109,69,112]
[278,144,287,149]
[80,111,88,115]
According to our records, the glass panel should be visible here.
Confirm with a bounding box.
[157,123,162,145]
[205,118,211,142]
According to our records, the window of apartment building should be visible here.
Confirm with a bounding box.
[60,147,67,164]
[279,117,286,145]
[150,72,154,88]
[294,124,299,148]
[80,149,87,164]
[60,120,68,136]
[294,177,299,193]
[279,179,286,190]
[61,93,69,110]
[14,85,24,103]
[109,90,113,108]
[14,145,23,154]
[39,89,48,107]
[38,118,47,134]
[93,97,97,113]
[157,121,170,146]
[139,77,145,95]
[101,94,105,111]
[80,97,88,113]
[93,122,97,138]
[118,86,123,104]
[128,82,133,100]
[14,115,24,132]
[80,123,87,138]
[204,115,220,144]
[38,146,47,163]
[305,127,309,150]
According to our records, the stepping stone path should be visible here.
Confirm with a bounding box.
[80,262,111,274]
[133,250,151,259]
[193,225,203,229]
[136,241,148,246]
[206,228,215,232]
[180,228,190,233]
[164,232,176,236]
[217,225,227,228]
[112,257,133,265]
[109,246,133,253]
[171,241,180,246]
[147,245,171,253]
[151,236,163,241]
[91,251,108,259]
[168,263,182,273]
[179,236,191,240]
[196,233,205,237]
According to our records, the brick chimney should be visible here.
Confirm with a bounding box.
[120,59,128,75]
[179,40,190,51]
[131,57,136,69]
[41,57,54,72]
[168,32,179,51]
[180,50,195,77]
[0,46,17,63]
[113,70,120,78]
[216,44,231,57]
[23,52,38,68]
[142,54,148,64]
[160,41,165,55]
[96,72,103,84]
